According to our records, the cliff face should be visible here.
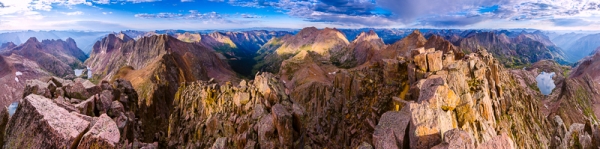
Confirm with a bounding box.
[86,34,236,83]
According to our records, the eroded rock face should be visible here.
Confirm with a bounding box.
[373,110,411,149]
[78,114,120,149]
[167,72,297,148]
[4,94,90,148]
[431,129,474,149]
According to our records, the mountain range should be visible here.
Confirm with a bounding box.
[0,27,598,148]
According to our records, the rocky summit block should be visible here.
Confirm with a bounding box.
[373,110,411,149]
[78,114,120,149]
[431,129,475,149]
[4,94,90,149]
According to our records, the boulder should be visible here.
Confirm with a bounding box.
[23,79,54,98]
[4,95,90,148]
[75,96,96,116]
[96,90,114,114]
[414,53,428,72]
[113,79,137,111]
[441,89,460,111]
[100,80,113,91]
[78,114,120,149]
[65,79,101,100]
[408,80,457,149]
[477,132,515,149]
[373,110,411,149]
[108,101,124,118]
[233,92,250,107]
[271,104,293,148]
[54,96,78,112]
[408,102,443,149]
[258,115,278,148]
[431,129,474,149]
[427,51,443,72]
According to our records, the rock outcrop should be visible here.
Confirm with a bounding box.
[4,77,147,148]
[78,114,121,149]
[167,72,295,148]
[4,94,90,148]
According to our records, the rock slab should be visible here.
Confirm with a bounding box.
[4,94,90,149]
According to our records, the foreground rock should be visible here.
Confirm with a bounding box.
[78,114,120,149]
[372,110,411,149]
[4,94,90,148]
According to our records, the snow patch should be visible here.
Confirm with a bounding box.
[14,77,18,82]
[536,72,556,95]
[15,71,22,76]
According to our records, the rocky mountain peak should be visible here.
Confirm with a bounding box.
[24,37,39,44]
[0,42,17,51]
[297,27,319,36]
[353,30,383,44]
[116,32,134,42]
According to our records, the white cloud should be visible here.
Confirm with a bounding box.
[93,0,111,4]
[62,11,83,15]
[181,0,194,2]
[126,0,161,3]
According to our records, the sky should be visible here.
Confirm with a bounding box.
[0,0,600,31]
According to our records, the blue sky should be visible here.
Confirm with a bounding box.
[0,0,599,31]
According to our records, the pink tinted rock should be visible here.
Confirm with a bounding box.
[4,94,90,149]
